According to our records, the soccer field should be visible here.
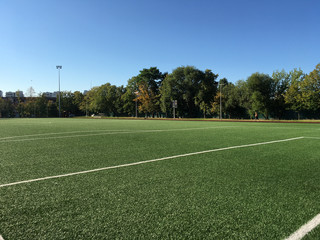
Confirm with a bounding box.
[0,118,320,239]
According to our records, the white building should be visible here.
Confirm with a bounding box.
[43,92,53,97]
[42,92,59,98]
[5,91,24,98]
[0,90,3,97]
[6,92,15,98]
[16,91,24,97]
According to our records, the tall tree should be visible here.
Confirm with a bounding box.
[121,88,136,116]
[35,94,49,117]
[26,87,36,97]
[160,66,212,117]
[300,64,320,112]
[211,78,228,118]
[127,67,166,116]
[0,98,15,117]
[271,69,291,119]
[246,73,274,119]
[195,69,218,118]
[73,91,85,115]
[284,68,305,119]
[135,82,157,117]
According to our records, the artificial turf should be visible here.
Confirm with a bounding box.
[0,118,320,239]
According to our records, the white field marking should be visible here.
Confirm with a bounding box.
[0,235,4,240]
[0,125,316,142]
[0,126,238,140]
[0,126,237,143]
[0,136,303,188]
[303,136,320,140]
[285,213,320,240]
[0,129,129,140]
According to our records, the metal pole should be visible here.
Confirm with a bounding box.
[56,65,62,118]
[58,68,61,118]
[220,83,222,120]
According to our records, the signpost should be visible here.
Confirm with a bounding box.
[172,100,177,119]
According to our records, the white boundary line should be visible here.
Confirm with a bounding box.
[285,213,320,240]
[0,126,237,143]
[0,129,128,140]
[0,235,4,240]
[303,136,320,140]
[0,136,303,188]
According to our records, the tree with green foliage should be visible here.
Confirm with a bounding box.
[283,68,305,119]
[60,91,77,116]
[83,87,99,114]
[121,88,136,116]
[211,78,228,118]
[161,66,215,118]
[83,84,125,116]
[194,69,218,118]
[300,64,320,112]
[224,82,246,119]
[126,67,166,116]
[135,82,158,117]
[34,94,49,117]
[246,73,274,119]
[0,98,15,117]
[73,91,85,115]
[271,69,291,119]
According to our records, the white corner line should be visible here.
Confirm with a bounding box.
[0,136,304,188]
[285,213,320,240]
[0,234,4,240]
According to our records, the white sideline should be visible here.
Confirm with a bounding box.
[0,126,237,143]
[285,213,320,240]
[0,136,303,188]
[0,234,4,240]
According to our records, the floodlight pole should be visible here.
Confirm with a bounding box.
[56,65,62,117]
[220,83,223,120]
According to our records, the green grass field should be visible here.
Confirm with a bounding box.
[0,118,320,239]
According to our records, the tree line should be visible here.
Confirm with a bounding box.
[1,64,319,119]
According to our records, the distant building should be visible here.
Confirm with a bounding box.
[16,91,24,97]
[52,92,58,98]
[41,92,59,98]
[43,92,53,98]
[83,90,88,95]
[0,90,3,97]
[6,92,15,98]
[5,91,24,98]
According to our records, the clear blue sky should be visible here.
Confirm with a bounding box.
[1,0,319,95]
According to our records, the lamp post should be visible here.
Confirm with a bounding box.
[56,65,62,117]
